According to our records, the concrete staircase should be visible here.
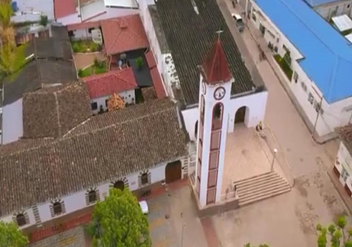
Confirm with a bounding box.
[236,172,291,207]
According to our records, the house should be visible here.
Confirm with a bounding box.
[250,0,352,140]
[69,14,166,99]
[139,0,268,143]
[53,0,139,26]
[11,0,54,23]
[334,125,352,196]
[1,26,77,145]
[82,67,138,114]
[302,0,352,20]
[0,97,189,233]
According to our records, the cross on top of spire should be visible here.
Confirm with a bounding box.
[201,32,232,85]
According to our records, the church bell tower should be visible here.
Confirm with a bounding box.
[195,34,234,207]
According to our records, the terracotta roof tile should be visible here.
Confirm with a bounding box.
[0,99,188,216]
[202,37,232,85]
[145,50,157,69]
[23,82,92,139]
[82,68,138,99]
[336,125,352,154]
[150,67,167,99]
[101,14,149,55]
[155,0,255,104]
[54,0,77,19]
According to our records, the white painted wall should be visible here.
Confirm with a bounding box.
[139,1,173,98]
[315,1,352,20]
[0,157,186,228]
[335,141,352,194]
[181,91,268,142]
[57,13,81,26]
[2,99,23,145]
[91,89,135,115]
[251,1,352,137]
[104,0,138,8]
[81,0,106,21]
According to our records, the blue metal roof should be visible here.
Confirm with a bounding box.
[303,0,341,7]
[255,0,352,103]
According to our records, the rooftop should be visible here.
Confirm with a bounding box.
[3,60,77,106]
[155,0,254,105]
[302,0,340,7]
[22,82,92,139]
[336,125,352,154]
[0,99,188,216]
[101,15,149,55]
[54,0,77,19]
[255,0,352,103]
[82,68,138,99]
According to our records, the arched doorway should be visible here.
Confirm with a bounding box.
[113,181,125,190]
[235,106,248,124]
[194,121,198,139]
[165,160,182,184]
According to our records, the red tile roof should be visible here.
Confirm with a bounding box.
[145,50,157,69]
[54,0,77,19]
[83,68,138,99]
[150,67,167,99]
[101,14,149,55]
[202,37,232,85]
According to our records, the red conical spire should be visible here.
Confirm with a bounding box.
[202,35,232,85]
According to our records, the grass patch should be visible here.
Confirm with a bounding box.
[71,40,101,53]
[274,54,293,80]
[78,59,107,78]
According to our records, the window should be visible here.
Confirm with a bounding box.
[88,28,94,33]
[141,173,149,185]
[88,190,97,203]
[301,81,307,92]
[252,13,256,21]
[315,101,321,113]
[68,31,74,37]
[348,4,350,8]
[293,72,298,83]
[283,44,289,52]
[105,99,109,107]
[53,202,62,215]
[91,102,98,110]
[16,214,26,227]
[342,167,349,182]
[308,93,314,105]
[114,180,125,190]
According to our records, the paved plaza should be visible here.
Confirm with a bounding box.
[148,186,207,247]
[30,226,87,247]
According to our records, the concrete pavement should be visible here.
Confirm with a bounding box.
[217,0,339,178]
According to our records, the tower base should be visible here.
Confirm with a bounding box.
[189,182,239,218]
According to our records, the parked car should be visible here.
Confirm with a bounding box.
[232,13,245,32]
[139,200,149,214]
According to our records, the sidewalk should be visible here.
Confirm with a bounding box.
[217,0,337,178]
[327,168,352,215]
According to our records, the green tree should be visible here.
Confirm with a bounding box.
[244,244,270,247]
[39,15,48,27]
[0,221,29,247]
[87,188,151,247]
[316,216,352,247]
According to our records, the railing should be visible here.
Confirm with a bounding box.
[254,126,295,187]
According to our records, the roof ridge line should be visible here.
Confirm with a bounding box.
[277,0,350,59]
[2,105,175,157]
[53,92,62,137]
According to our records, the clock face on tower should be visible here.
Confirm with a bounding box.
[202,82,206,95]
[214,87,226,100]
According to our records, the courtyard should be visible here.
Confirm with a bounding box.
[213,172,350,247]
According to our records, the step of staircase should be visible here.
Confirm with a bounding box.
[236,172,291,207]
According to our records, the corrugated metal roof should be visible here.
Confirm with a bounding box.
[303,0,341,7]
[255,0,352,103]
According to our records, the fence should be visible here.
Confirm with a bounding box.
[255,126,295,187]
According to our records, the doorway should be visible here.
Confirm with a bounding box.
[165,160,182,184]
[235,106,247,124]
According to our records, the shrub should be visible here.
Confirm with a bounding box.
[136,57,144,69]
[72,41,84,53]
[78,69,84,78]
[39,15,48,27]
[89,42,99,52]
